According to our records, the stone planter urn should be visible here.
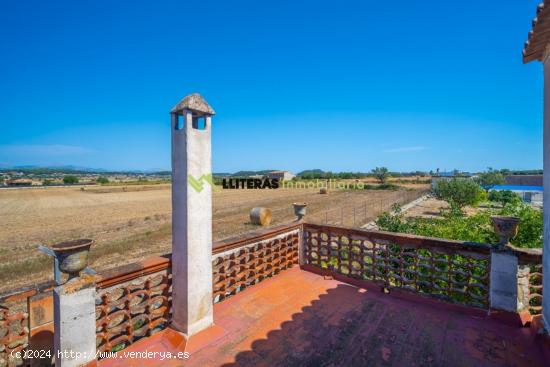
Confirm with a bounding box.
[51,239,93,280]
[490,216,520,249]
[293,202,308,221]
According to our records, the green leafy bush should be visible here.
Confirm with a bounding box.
[63,175,79,185]
[363,183,399,190]
[433,178,483,210]
[487,190,521,207]
[500,202,543,248]
[96,176,109,184]
[376,202,542,248]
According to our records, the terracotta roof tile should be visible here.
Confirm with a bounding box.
[524,1,550,63]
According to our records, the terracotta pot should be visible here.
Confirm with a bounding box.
[51,239,93,279]
[491,216,520,247]
[293,202,308,220]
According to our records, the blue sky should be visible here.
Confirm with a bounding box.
[0,0,544,173]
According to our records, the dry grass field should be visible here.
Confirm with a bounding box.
[0,183,429,291]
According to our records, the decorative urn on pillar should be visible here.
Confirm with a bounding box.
[490,216,520,249]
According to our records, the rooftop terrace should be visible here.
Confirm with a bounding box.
[98,266,547,367]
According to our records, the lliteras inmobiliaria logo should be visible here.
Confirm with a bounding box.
[188,174,215,193]
[222,178,280,189]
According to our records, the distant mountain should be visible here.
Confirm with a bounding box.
[0,165,173,174]
[7,165,108,173]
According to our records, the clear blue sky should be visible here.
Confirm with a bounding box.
[0,0,544,173]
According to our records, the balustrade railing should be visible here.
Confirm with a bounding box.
[95,257,172,353]
[0,297,29,367]
[0,282,54,367]
[302,223,492,308]
[212,224,300,303]
[511,247,544,316]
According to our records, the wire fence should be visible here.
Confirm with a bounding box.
[307,189,430,228]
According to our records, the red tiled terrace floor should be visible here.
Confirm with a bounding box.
[100,267,549,367]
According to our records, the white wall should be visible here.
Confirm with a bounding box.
[542,54,550,331]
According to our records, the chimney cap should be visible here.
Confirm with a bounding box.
[171,93,215,116]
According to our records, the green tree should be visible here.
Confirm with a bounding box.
[63,175,79,185]
[477,169,505,187]
[371,167,389,184]
[433,178,483,210]
[96,176,109,184]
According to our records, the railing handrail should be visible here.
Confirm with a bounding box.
[505,244,543,263]
[96,255,171,289]
[213,222,302,254]
[0,279,56,304]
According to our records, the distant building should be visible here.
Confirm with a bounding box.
[504,175,543,187]
[266,170,295,181]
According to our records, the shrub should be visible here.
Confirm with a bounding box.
[63,175,79,185]
[96,176,109,184]
[488,190,521,207]
[376,202,542,248]
[433,178,482,209]
[500,202,543,248]
[363,183,399,190]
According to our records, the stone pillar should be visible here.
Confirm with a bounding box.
[490,250,532,314]
[543,52,550,331]
[53,276,96,367]
[490,251,520,312]
[170,94,215,336]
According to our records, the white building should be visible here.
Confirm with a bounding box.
[266,170,295,181]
